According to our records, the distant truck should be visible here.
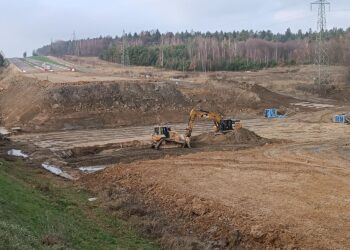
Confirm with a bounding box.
[42,63,52,71]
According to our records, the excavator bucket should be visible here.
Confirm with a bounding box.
[234,121,242,129]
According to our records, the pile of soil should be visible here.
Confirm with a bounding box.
[250,84,296,108]
[191,128,270,147]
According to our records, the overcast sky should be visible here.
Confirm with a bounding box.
[1,0,349,57]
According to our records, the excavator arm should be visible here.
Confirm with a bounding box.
[186,108,223,137]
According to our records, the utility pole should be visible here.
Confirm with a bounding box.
[50,38,53,55]
[311,0,331,84]
[72,31,77,56]
[160,36,164,67]
[72,31,81,57]
[121,30,130,67]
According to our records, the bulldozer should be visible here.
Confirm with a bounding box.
[185,108,242,137]
[151,126,190,150]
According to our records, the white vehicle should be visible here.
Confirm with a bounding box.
[42,63,52,71]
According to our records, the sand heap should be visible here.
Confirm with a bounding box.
[191,128,269,147]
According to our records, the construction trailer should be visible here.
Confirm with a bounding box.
[264,109,287,119]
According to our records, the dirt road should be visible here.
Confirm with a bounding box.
[8,58,40,73]
[11,122,214,151]
[12,108,348,151]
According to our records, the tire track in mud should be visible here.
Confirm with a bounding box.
[12,122,214,151]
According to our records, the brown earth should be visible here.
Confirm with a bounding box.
[81,116,350,249]
[3,57,350,249]
[296,83,350,102]
[0,58,302,132]
[190,128,270,147]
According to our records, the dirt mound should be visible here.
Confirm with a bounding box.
[297,83,350,102]
[250,84,296,107]
[191,128,269,147]
[0,64,20,85]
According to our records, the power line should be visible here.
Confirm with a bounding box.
[311,0,331,84]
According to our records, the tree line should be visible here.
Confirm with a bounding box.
[0,51,5,67]
[35,28,350,71]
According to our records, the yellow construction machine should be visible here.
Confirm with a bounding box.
[151,126,190,150]
[151,109,241,149]
[185,108,242,137]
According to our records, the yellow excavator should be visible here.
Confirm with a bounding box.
[185,108,242,137]
[151,109,241,149]
[151,126,190,150]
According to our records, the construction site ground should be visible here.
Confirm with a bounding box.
[1,57,349,249]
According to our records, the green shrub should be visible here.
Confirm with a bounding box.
[0,53,4,67]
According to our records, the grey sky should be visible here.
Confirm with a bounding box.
[1,0,349,57]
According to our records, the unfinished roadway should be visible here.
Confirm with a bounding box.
[2,56,350,249]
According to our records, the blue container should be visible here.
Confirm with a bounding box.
[334,115,346,123]
[264,109,286,119]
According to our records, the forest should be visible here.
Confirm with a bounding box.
[0,52,5,67]
[35,28,350,71]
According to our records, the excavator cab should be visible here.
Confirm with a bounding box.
[154,126,171,138]
[219,119,233,131]
[218,119,241,132]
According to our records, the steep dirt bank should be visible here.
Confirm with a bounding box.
[296,83,350,102]
[0,71,190,131]
[0,68,298,132]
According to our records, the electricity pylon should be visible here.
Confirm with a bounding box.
[311,0,331,84]
[121,30,130,67]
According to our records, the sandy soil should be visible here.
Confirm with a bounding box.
[11,106,349,248]
[1,57,305,132]
[2,57,350,249]
[82,108,350,249]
